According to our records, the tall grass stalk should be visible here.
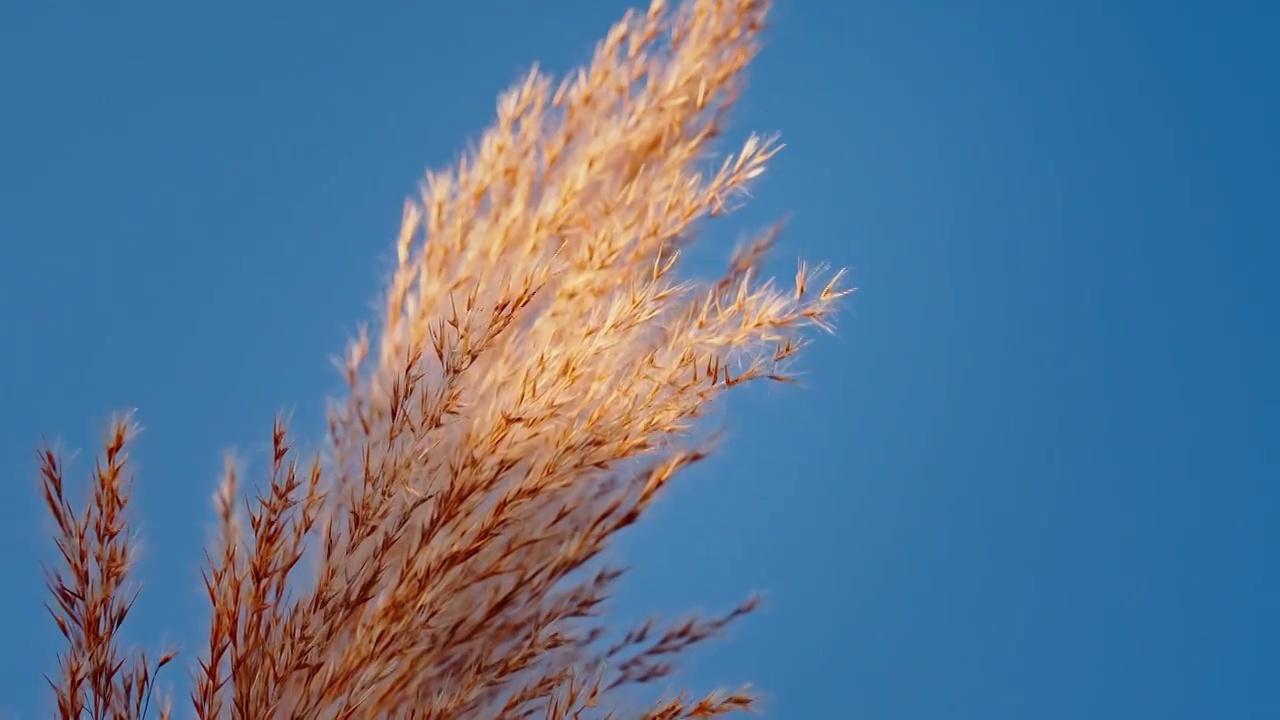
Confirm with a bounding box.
[38,0,849,716]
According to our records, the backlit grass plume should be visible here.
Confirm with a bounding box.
[38,0,849,716]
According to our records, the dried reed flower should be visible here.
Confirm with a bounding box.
[39,0,849,717]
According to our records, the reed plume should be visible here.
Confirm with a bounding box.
[38,0,849,716]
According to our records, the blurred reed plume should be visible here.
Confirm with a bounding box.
[37,0,848,716]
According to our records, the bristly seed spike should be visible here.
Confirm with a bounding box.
[35,0,848,717]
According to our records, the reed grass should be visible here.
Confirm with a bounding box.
[38,0,849,716]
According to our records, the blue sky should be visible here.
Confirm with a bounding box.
[1,1,1275,718]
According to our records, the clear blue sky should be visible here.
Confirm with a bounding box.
[1,1,1275,718]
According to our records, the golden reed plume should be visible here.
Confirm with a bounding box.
[38,0,849,716]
